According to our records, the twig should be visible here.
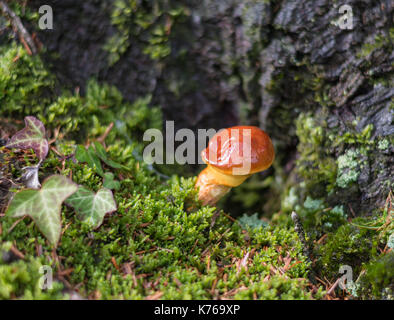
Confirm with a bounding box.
[97,122,114,144]
[7,217,24,233]
[10,244,25,259]
[326,277,341,297]
[0,1,37,55]
[145,291,163,300]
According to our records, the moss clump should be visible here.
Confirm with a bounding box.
[295,113,337,196]
[357,30,394,59]
[358,253,394,299]
[0,44,55,115]
[0,45,162,143]
[0,243,65,300]
[234,276,325,300]
[104,0,188,65]
[317,222,379,280]
[0,161,317,299]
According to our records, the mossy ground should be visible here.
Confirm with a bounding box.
[0,135,318,299]
[0,34,392,300]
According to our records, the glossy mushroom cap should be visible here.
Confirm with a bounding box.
[200,126,274,187]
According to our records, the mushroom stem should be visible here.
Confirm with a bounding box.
[195,166,251,206]
[195,167,232,206]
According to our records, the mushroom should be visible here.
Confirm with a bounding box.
[195,126,275,206]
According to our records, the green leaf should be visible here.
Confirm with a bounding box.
[65,186,117,229]
[92,141,126,170]
[103,172,121,190]
[5,116,49,161]
[92,141,108,162]
[75,145,104,176]
[5,175,78,246]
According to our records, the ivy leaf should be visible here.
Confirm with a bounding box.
[75,145,104,176]
[103,172,121,190]
[5,175,78,246]
[5,116,49,161]
[65,186,117,229]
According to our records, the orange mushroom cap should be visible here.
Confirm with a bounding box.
[201,126,275,176]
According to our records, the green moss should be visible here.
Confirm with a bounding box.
[104,1,188,64]
[1,164,317,299]
[329,123,374,150]
[359,253,394,299]
[0,45,162,143]
[0,44,55,115]
[317,221,379,279]
[1,110,317,300]
[233,276,325,300]
[357,30,394,59]
[295,113,337,195]
[0,243,65,300]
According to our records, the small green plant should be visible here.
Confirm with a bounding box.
[350,191,393,242]
[5,116,48,162]
[3,116,118,247]
[65,186,117,229]
[6,175,77,246]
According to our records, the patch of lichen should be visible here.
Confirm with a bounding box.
[294,108,392,216]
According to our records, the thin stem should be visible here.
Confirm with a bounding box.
[0,1,37,55]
